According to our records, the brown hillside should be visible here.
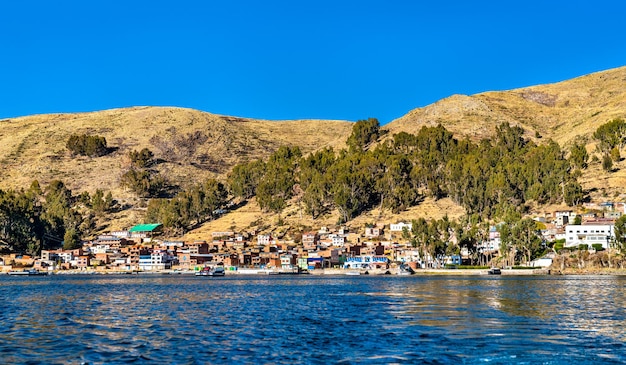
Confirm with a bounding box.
[385,65,626,146]
[0,107,353,230]
[384,65,626,205]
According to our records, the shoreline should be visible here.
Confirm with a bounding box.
[7,267,626,276]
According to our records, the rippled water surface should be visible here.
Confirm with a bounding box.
[1,274,625,364]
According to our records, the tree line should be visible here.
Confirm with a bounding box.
[0,180,114,256]
[227,120,584,223]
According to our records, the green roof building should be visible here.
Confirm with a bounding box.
[129,223,163,234]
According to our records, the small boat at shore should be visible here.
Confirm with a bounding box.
[195,266,226,277]
[398,263,415,276]
[488,267,501,275]
[345,270,368,276]
[267,268,305,275]
[7,269,48,276]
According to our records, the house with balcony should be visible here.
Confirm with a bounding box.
[565,224,614,249]
[302,231,319,251]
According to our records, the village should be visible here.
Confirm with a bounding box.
[1,201,624,275]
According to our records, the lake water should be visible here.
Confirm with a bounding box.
[0,274,625,364]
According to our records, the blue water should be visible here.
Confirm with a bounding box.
[0,274,625,364]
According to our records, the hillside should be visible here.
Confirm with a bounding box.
[0,107,353,230]
[384,65,626,203]
[1,66,625,238]
[385,65,626,145]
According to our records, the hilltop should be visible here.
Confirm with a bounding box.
[1,65,625,238]
[385,65,626,145]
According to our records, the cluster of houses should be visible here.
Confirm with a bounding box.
[487,202,626,254]
[0,222,437,273]
[1,201,624,273]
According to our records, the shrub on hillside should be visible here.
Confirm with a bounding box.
[128,148,154,168]
[66,134,108,157]
[120,169,166,198]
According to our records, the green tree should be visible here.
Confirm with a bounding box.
[573,215,582,225]
[41,180,72,241]
[563,181,583,206]
[593,118,626,153]
[0,189,44,254]
[91,189,114,215]
[302,175,330,219]
[613,214,626,254]
[104,191,114,211]
[299,148,335,218]
[120,169,166,197]
[63,228,81,250]
[228,159,266,199]
[602,154,613,172]
[66,134,108,157]
[498,217,543,265]
[610,146,621,162]
[256,146,301,213]
[91,189,106,214]
[128,148,155,168]
[146,178,227,235]
[328,153,375,222]
[376,154,418,213]
[569,142,589,169]
[346,118,380,153]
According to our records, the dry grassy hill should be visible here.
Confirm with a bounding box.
[385,65,626,146]
[2,65,625,238]
[385,65,626,205]
[0,107,353,230]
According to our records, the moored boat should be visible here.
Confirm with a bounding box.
[7,269,48,276]
[488,267,501,275]
[397,263,415,275]
[195,266,226,277]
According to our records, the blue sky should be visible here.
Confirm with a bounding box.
[1,1,625,124]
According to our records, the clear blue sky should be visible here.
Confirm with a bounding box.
[1,0,625,124]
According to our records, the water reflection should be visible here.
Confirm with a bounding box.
[0,275,625,364]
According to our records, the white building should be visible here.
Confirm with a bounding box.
[90,244,111,254]
[390,222,412,232]
[111,230,130,238]
[138,251,172,271]
[257,234,272,245]
[565,224,614,249]
[58,252,74,263]
[329,234,346,247]
[395,249,421,263]
[343,255,388,269]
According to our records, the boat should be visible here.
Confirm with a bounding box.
[195,266,226,277]
[488,267,501,275]
[345,271,360,276]
[7,269,48,276]
[398,263,415,276]
[267,267,307,275]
